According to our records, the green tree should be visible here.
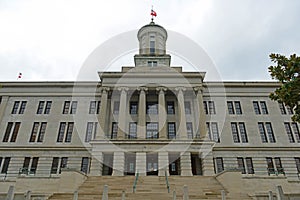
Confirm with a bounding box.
[268,53,300,122]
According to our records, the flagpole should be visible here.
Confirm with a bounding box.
[151,5,153,22]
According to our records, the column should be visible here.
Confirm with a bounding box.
[176,87,187,139]
[0,96,9,124]
[117,87,128,140]
[137,87,147,139]
[180,152,192,176]
[201,149,215,176]
[194,87,207,139]
[89,152,103,176]
[156,87,167,139]
[96,87,110,139]
[112,151,125,176]
[158,151,169,176]
[136,152,146,176]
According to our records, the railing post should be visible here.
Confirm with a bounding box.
[73,190,78,200]
[133,171,139,193]
[25,190,31,200]
[173,190,176,200]
[183,185,189,200]
[165,170,170,193]
[102,185,108,200]
[122,190,126,200]
[268,191,274,200]
[221,190,226,200]
[5,185,15,200]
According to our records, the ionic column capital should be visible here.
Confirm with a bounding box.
[156,86,167,94]
[175,86,186,94]
[117,87,129,92]
[137,86,148,93]
[100,87,110,93]
[193,86,204,94]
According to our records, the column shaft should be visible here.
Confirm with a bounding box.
[112,152,125,176]
[117,87,128,139]
[177,87,187,139]
[96,88,109,139]
[136,152,146,176]
[157,87,167,139]
[137,87,147,139]
[158,151,169,176]
[194,87,207,139]
[180,152,192,176]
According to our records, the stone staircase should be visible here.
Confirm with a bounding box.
[48,175,252,200]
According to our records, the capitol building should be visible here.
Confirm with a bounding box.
[0,20,300,200]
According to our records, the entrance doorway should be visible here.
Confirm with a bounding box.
[102,153,113,176]
[146,153,158,176]
[169,153,180,175]
[191,153,202,175]
[125,153,136,176]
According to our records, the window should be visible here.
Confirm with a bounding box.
[11,101,27,114]
[266,157,284,175]
[36,101,52,114]
[207,122,220,142]
[253,101,268,115]
[1,157,11,174]
[237,157,246,174]
[167,101,175,114]
[150,35,155,54]
[37,101,45,114]
[186,122,193,139]
[146,122,158,139]
[130,102,138,115]
[44,101,52,114]
[57,122,74,143]
[70,101,77,114]
[279,102,294,115]
[62,101,70,114]
[295,157,300,174]
[184,101,191,114]
[203,101,216,114]
[111,122,118,139]
[237,157,254,174]
[85,122,97,142]
[22,157,39,174]
[214,157,224,173]
[258,122,276,143]
[29,122,47,142]
[147,102,158,115]
[128,122,137,139]
[81,157,90,174]
[51,157,68,174]
[227,101,242,114]
[2,122,20,142]
[231,122,248,143]
[113,101,120,114]
[284,122,300,143]
[89,101,100,114]
[148,61,158,67]
[168,122,176,139]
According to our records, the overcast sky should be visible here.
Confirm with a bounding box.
[0,0,299,81]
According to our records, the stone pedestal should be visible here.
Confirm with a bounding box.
[112,152,125,176]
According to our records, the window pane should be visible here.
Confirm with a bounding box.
[231,123,240,143]
[184,101,191,114]
[146,122,158,139]
[237,158,246,174]
[89,101,96,114]
[215,157,224,173]
[167,101,175,115]
[70,101,77,114]
[81,157,90,174]
[186,122,193,139]
[284,123,295,143]
[63,101,70,114]
[292,123,300,143]
[239,123,248,143]
[44,101,52,114]
[168,122,176,139]
[37,101,45,114]
[85,122,93,142]
[11,101,20,114]
[227,101,234,114]
[258,123,268,143]
[265,123,276,143]
[19,101,27,114]
[266,157,275,174]
[1,157,11,174]
[113,101,120,114]
[3,122,13,142]
[30,157,39,174]
[246,158,254,174]
[111,122,118,139]
[37,122,47,142]
[260,101,268,114]
[208,101,216,114]
[10,122,20,142]
[235,101,242,114]
[253,101,261,115]
[57,122,66,142]
[274,157,284,174]
[128,122,137,139]
[211,122,220,143]
[29,122,39,142]
[51,157,59,174]
[65,122,74,142]
[147,102,158,115]
[203,101,208,115]
[279,102,286,115]
[130,102,138,115]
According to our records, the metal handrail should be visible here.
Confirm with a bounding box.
[133,171,139,193]
[165,170,170,193]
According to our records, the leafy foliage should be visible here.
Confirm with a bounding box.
[269,53,300,122]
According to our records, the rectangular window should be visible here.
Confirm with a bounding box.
[253,101,261,114]
[275,157,284,174]
[237,157,246,174]
[279,102,286,115]
[260,101,268,114]
[44,101,52,114]
[265,122,276,143]
[215,157,224,173]
[65,122,74,142]
[184,101,191,114]
[37,122,47,142]
[1,157,11,174]
[148,61,157,67]
[81,157,90,174]
[168,122,176,139]
[60,157,68,172]
[147,102,158,115]
[30,157,39,174]
[146,122,158,139]
[85,122,95,142]
[258,122,268,143]
[128,122,137,139]
[113,101,120,114]
[11,101,20,114]
[206,122,212,140]
[208,101,216,114]
[295,157,300,174]
[167,101,175,115]
[246,158,254,174]
[23,157,30,171]
[186,122,193,139]
[3,122,13,142]
[10,122,20,142]
[266,157,275,174]
[150,36,155,54]
[211,122,220,143]
[231,123,240,143]
[235,101,242,114]
[19,101,27,114]
[51,157,59,174]
[286,106,294,115]
[70,101,77,114]
[89,101,96,114]
[227,101,235,114]
[29,122,39,142]
[63,101,70,114]
[111,122,118,139]
[284,122,295,143]
[258,122,275,143]
[203,101,208,114]
[130,102,138,115]
[292,123,300,142]
[57,122,66,142]
[239,123,248,143]
[37,101,45,114]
